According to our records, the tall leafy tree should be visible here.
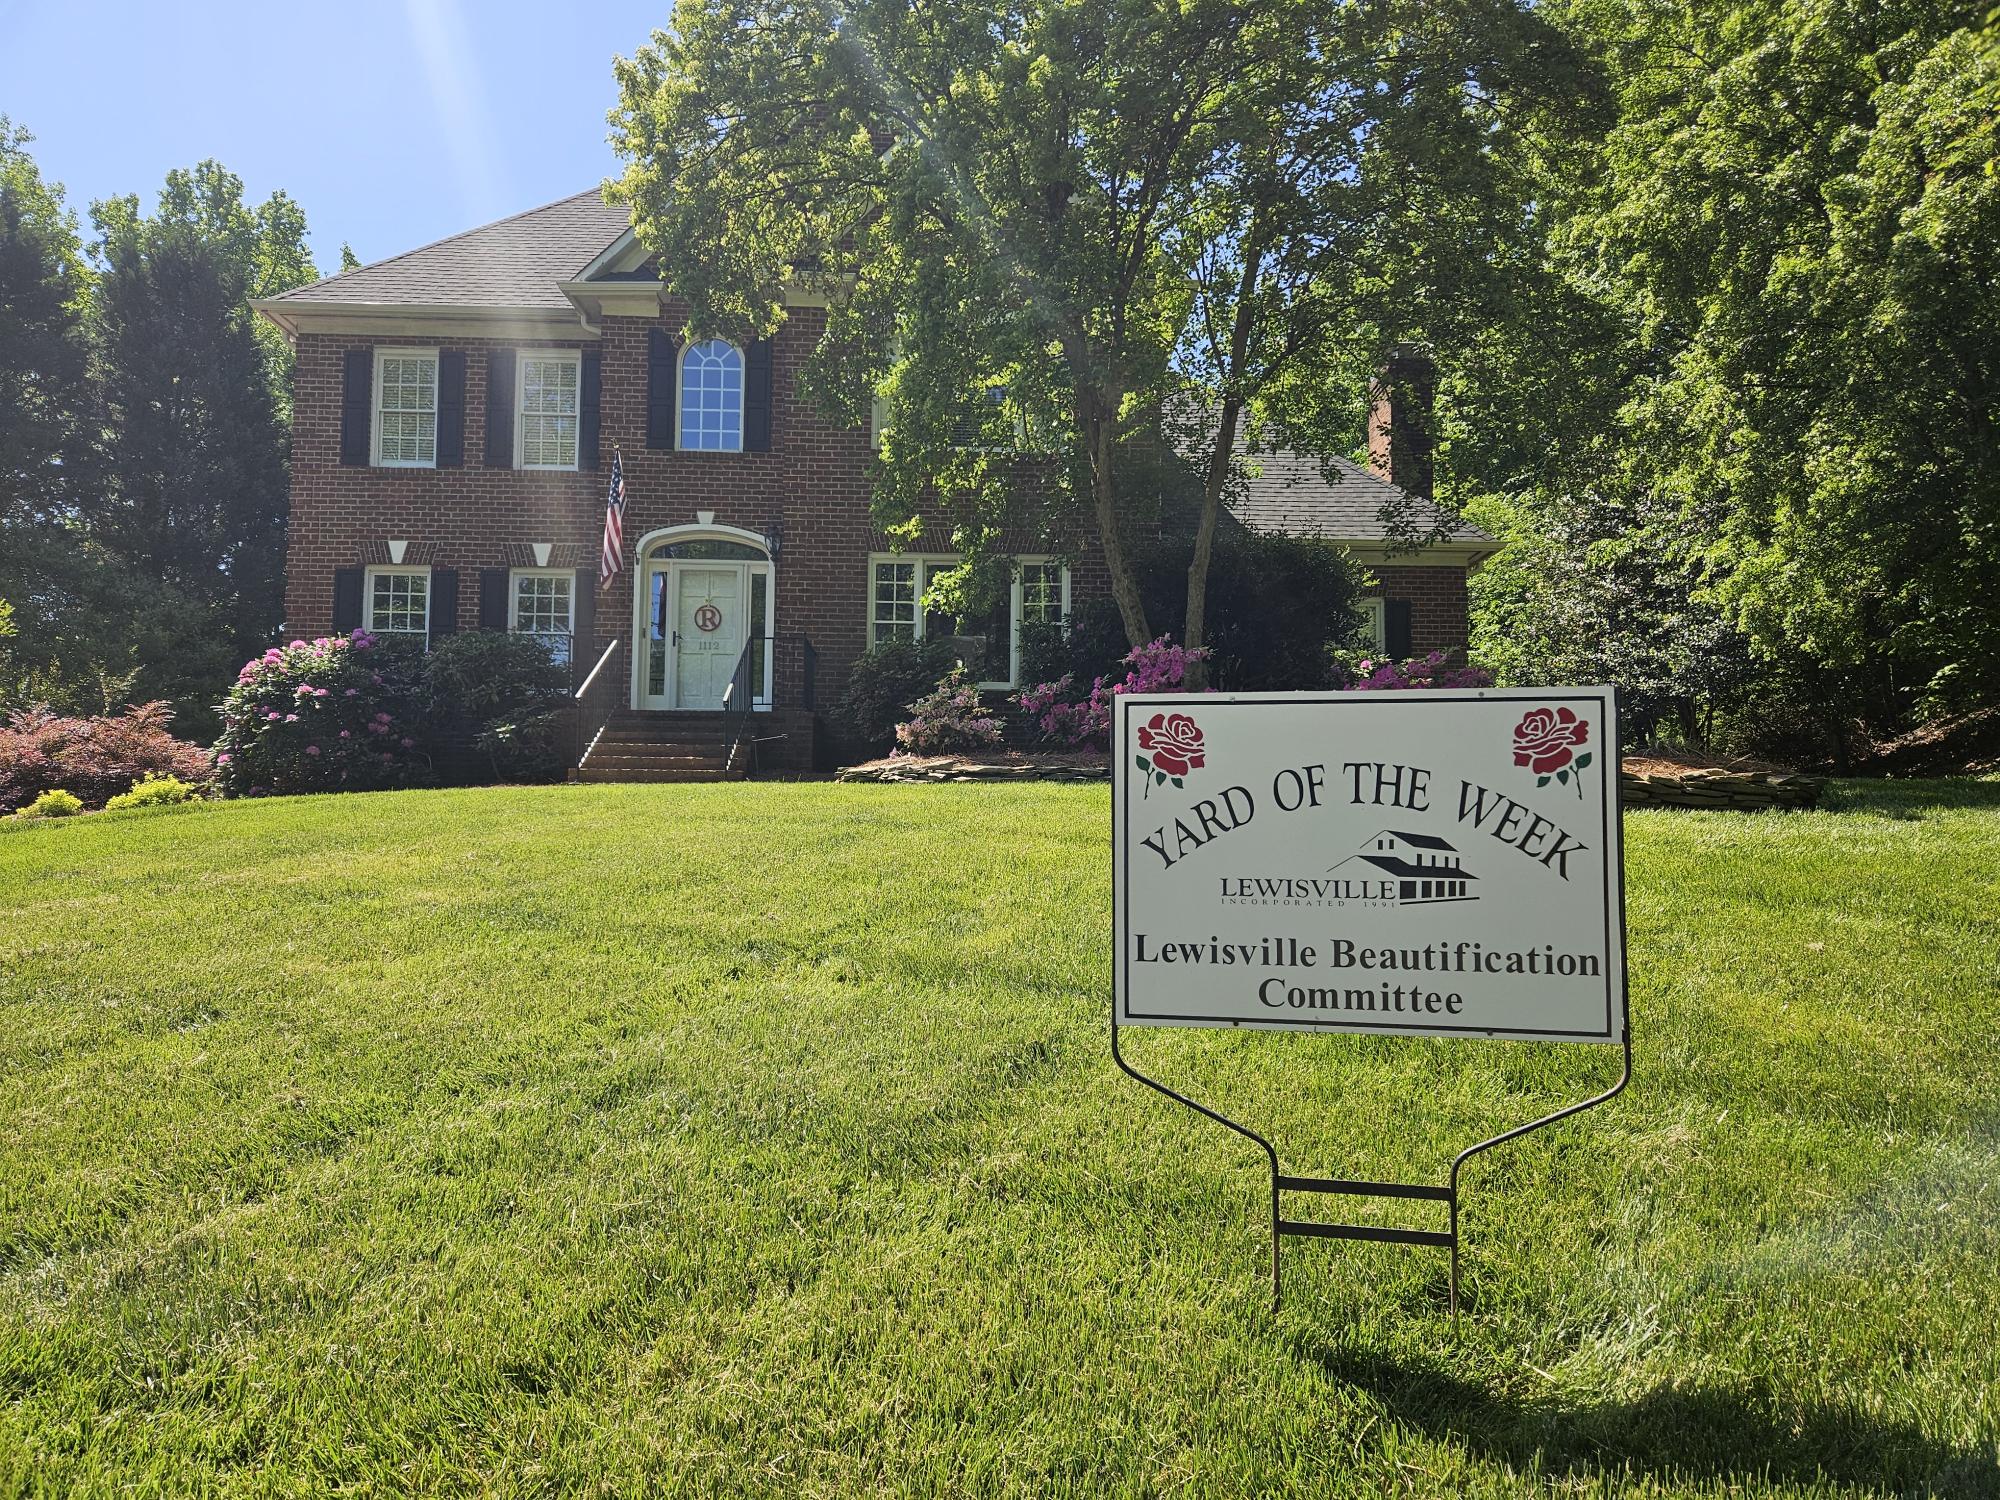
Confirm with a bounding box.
[1453,0,1998,752]
[610,0,1600,674]
[1572,0,1996,729]
[0,117,88,534]
[87,163,316,724]
[0,118,114,710]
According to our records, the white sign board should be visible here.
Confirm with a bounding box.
[1115,689,1626,1044]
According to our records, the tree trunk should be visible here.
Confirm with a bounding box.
[1181,395,1245,692]
[1181,234,1267,692]
[1081,387,1152,650]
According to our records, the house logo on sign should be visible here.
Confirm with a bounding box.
[1331,830,1480,906]
[693,603,723,633]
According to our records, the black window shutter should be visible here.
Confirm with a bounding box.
[333,567,364,630]
[479,568,510,632]
[579,348,603,470]
[744,338,774,452]
[436,351,467,468]
[1385,599,1414,659]
[340,349,372,466]
[646,328,678,449]
[484,350,515,467]
[571,568,597,685]
[430,569,460,638]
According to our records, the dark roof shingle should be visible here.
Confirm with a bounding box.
[1230,435,1490,545]
[275,189,630,311]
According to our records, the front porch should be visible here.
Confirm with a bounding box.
[567,632,821,780]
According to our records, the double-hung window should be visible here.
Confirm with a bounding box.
[509,569,574,665]
[870,560,919,644]
[1020,561,1066,626]
[679,339,744,451]
[517,352,580,470]
[374,350,438,466]
[365,566,431,644]
[867,555,1069,687]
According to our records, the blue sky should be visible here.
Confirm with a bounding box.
[0,0,666,275]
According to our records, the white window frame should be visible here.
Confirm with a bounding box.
[363,565,432,646]
[514,350,583,472]
[865,553,1070,689]
[676,338,746,453]
[508,567,575,664]
[371,347,439,469]
[1359,597,1387,653]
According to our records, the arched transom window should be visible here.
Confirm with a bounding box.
[679,339,744,451]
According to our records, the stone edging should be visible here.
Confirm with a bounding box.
[1620,767,1824,810]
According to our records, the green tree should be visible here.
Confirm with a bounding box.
[610,0,1600,679]
[0,118,89,534]
[0,119,113,712]
[87,162,316,729]
[1575,0,1999,729]
[1452,0,1998,755]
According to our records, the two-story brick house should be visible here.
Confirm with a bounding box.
[254,189,1491,773]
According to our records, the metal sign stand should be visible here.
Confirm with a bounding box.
[1111,1020,1632,1328]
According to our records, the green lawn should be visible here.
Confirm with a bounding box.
[2,780,1997,1497]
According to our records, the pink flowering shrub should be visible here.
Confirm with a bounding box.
[1016,636,1213,750]
[1341,650,1494,692]
[894,667,1006,755]
[211,630,430,796]
[0,701,211,812]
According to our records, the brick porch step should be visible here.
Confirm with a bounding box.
[574,710,747,782]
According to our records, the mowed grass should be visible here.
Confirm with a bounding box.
[1,780,1997,1499]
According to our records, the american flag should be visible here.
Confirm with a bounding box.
[599,450,626,587]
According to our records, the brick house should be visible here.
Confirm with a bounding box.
[254,190,1492,774]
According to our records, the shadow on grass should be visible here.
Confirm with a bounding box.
[1823,777,2000,816]
[1299,1340,2000,1497]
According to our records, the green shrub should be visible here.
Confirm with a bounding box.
[425,632,572,783]
[104,775,201,811]
[15,788,83,819]
[423,631,569,723]
[473,707,571,783]
[212,631,430,797]
[834,637,957,751]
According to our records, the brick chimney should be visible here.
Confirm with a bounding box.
[1366,343,1436,501]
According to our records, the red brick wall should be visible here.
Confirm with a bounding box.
[1369,566,1470,658]
[280,306,1467,758]
[284,304,1107,720]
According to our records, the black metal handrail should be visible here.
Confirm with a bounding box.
[568,635,624,769]
[720,632,819,774]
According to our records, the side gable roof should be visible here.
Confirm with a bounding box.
[1230,430,1492,547]
[273,189,630,312]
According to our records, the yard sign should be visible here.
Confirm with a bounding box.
[1111,688,1631,1320]
[1115,688,1626,1043]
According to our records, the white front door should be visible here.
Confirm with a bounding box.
[672,564,744,709]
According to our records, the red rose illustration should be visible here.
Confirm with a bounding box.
[1513,706,1589,774]
[1136,712,1205,792]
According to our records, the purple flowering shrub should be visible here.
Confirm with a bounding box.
[0,701,211,812]
[211,630,430,796]
[894,667,1006,755]
[1016,637,1213,750]
[1340,650,1494,691]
